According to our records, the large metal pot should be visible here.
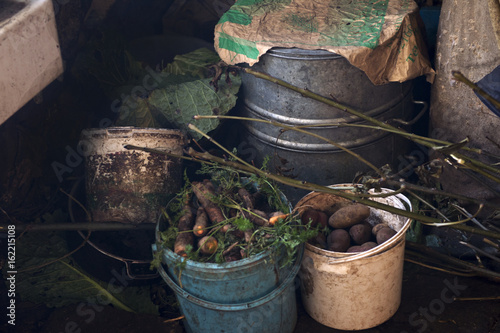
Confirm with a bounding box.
[238,48,420,203]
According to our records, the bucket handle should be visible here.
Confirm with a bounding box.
[123,259,159,280]
[390,100,428,126]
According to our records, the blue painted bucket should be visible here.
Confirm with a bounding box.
[153,180,296,304]
[156,246,302,333]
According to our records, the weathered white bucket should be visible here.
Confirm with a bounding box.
[295,185,412,330]
[80,127,186,224]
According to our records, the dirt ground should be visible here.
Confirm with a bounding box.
[3,259,499,333]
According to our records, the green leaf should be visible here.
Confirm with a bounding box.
[162,48,221,78]
[9,232,158,315]
[147,73,241,140]
[232,216,253,231]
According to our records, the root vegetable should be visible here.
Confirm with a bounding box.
[348,241,378,253]
[198,236,218,255]
[238,188,255,209]
[244,229,253,243]
[360,241,377,251]
[328,203,371,229]
[372,223,389,236]
[192,181,226,226]
[349,222,372,245]
[376,227,397,244]
[178,202,196,232]
[202,178,216,192]
[347,245,363,253]
[193,206,209,237]
[317,211,329,228]
[174,233,194,257]
[301,209,319,226]
[269,211,288,225]
[220,223,232,233]
[326,229,350,252]
[245,209,269,227]
[301,209,328,228]
[174,202,196,256]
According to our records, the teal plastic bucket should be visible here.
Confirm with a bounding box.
[156,246,302,333]
[153,181,295,304]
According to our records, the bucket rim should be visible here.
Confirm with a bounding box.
[80,126,185,137]
[267,47,342,60]
[155,244,303,311]
[296,184,412,263]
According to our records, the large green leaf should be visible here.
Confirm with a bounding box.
[9,231,158,315]
[116,75,242,133]
[147,73,241,140]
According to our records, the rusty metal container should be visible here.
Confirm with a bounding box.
[80,127,185,223]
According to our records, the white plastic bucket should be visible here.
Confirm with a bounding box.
[296,185,412,330]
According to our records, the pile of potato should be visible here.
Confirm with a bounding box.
[301,203,397,253]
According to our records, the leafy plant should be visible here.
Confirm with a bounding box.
[110,47,242,140]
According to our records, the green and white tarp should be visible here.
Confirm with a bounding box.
[215,0,435,84]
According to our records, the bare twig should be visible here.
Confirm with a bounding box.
[453,296,500,301]
[452,71,500,111]
[163,315,185,323]
[459,241,500,265]
[406,242,500,280]
[193,115,385,177]
[450,224,500,240]
[483,238,500,250]
[407,189,450,222]
[452,203,488,230]
[404,257,476,277]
